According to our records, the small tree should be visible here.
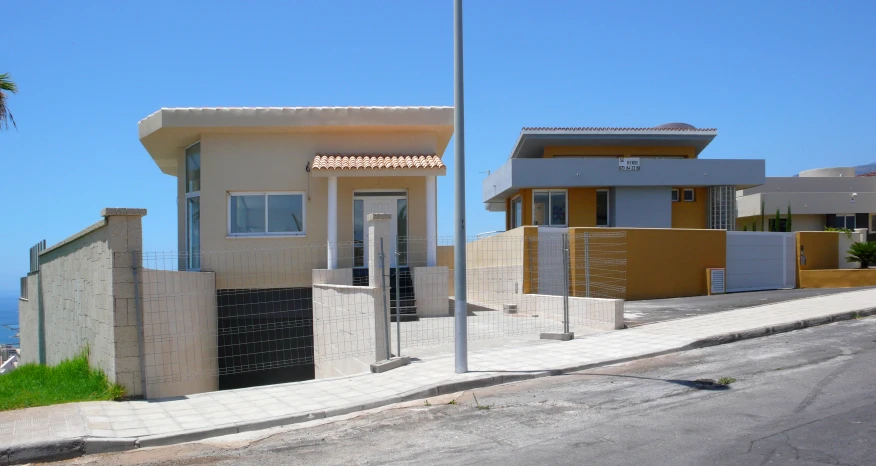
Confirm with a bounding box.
[761,200,766,232]
[774,208,782,232]
[742,224,748,231]
[786,203,793,232]
[846,241,876,269]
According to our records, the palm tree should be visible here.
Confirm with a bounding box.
[0,73,17,130]
[846,241,876,269]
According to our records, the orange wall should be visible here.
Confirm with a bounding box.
[543,145,697,159]
[671,187,708,229]
[570,227,726,301]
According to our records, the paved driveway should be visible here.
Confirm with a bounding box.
[624,287,873,326]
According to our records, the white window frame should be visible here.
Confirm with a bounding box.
[671,189,680,202]
[509,195,523,229]
[227,191,307,237]
[185,142,201,271]
[683,188,696,202]
[596,189,610,227]
[532,189,568,227]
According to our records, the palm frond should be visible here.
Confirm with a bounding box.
[0,73,17,130]
[0,73,18,93]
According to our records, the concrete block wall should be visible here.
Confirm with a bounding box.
[17,275,40,364]
[141,269,219,399]
[26,208,147,396]
[518,295,624,330]
[312,284,382,378]
[412,266,449,317]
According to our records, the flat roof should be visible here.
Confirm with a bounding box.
[138,106,454,175]
[508,126,718,159]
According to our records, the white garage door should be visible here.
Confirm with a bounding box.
[726,232,796,292]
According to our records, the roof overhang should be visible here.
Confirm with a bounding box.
[509,128,718,159]
[138,107,454,176]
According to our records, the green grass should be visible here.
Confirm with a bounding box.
[0,352,125,411]
[716,377,737,386]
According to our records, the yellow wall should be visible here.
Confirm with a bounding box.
[671,187,708,229]
[543,145,697,159]
[570,227,726,301]
[799,269,876,289]
[796,231,839,273]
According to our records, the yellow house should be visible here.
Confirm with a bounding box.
[481,123,765,230]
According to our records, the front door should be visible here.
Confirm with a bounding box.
[353,192,408,268]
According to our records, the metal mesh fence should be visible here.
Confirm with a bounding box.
[137,229,626,391]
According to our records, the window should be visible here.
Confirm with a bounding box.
[671,189,680,202]
[185,143,201,270]
[228,192,305,236]
[509,196,523,229]
[769,218,789,232]
[832,214,856,230]
[532,190,566,226]
[397,199,408,266]
[683,188,696,202]
[353,200,364,267]
[596,189,610,227]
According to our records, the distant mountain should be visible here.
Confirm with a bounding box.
[855,162,876,176]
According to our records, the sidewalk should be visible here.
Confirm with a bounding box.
[2,288,876,463]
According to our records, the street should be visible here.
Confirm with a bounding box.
[68,315,876,466]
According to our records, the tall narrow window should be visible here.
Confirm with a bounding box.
[397,199,408,266]
[596,190,609,227]
[532,190,566,226]
[510,196,523,229]
[353,199,364,267]
[185,142,201,270]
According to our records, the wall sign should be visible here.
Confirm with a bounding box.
[619,157,641,171]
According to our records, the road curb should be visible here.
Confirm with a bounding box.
[6,307,874,464]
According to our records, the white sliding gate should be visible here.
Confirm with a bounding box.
[725,232,796,292]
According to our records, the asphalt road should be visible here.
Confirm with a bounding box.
[624,287,872,325]
[74,315,876,466]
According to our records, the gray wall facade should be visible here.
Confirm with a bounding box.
[611,187,673,228]
[483,157,766,208]
[21,209,147,396]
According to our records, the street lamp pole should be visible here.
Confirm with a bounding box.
[453,0,468,374]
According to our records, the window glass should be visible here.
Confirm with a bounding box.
[397,199,408,266]
[671,189,680,202]
[512,197,523,228]
[267,194,304,233]
[533,192,549,226]
[354,200,364,267]
[230,195,266,234]
[871,214,876,231]
[550,191,566,226]
[187,197,200,270]
[596,190,609,226]
[185,143,200,193]
[683,189,695,202]
[846,215,856,230]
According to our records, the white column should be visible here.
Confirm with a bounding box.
[327,176,338,269]
[426,175,437,266]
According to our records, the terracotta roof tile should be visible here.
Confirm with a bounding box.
[312,154,445,171]
[522,126,717,132]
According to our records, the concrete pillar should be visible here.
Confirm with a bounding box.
[426,175,437,266]
[367,213,392,361]
[102,208,148,397]
[327,176,338,269]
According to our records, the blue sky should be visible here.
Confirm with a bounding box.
[1,0,875,293]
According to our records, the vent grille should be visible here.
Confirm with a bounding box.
[709,268,726,295]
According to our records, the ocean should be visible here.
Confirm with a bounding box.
[0,295,20,345]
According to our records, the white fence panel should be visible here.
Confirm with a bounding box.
[537,228,566,296]
[726,232,796,292]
